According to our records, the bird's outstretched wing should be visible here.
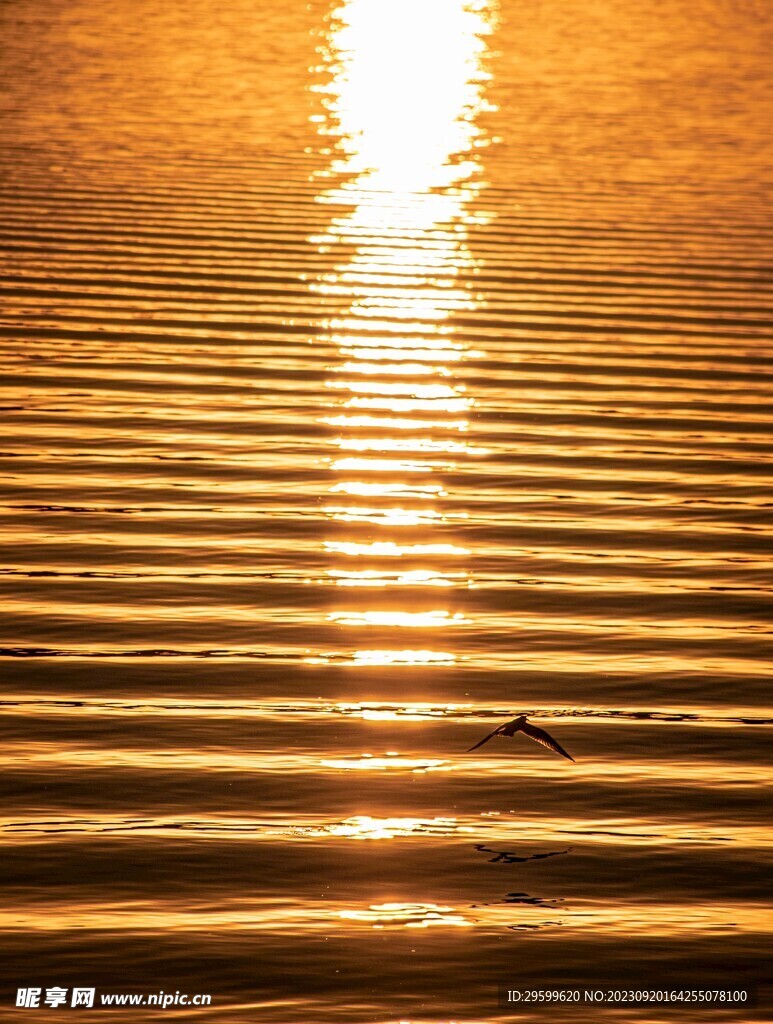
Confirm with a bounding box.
[466,724,506,752]
[520,720,575,762]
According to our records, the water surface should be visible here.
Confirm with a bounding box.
[0,0,771,1020]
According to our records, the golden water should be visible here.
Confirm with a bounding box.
[1,0,771,1019]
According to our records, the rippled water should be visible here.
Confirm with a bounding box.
[1,0,771,1020]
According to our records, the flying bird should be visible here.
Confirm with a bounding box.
[467,715,575,762]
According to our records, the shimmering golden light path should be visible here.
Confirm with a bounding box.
[311,0,498,667]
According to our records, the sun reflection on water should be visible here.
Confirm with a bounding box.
[326,816,470,840]
[304,649,457,666]
[311,0,496,667]
[321,755,450,773]
[351,649,457,666]
[324,541,470,558]
[327,569,468,588]
[339,902,472,928]
[328,609,468,627]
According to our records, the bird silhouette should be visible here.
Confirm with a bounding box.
[467,715,575,762]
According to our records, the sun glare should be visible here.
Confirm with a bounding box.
[311,0,495,662]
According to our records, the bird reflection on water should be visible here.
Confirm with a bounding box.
[474,845,572,865]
